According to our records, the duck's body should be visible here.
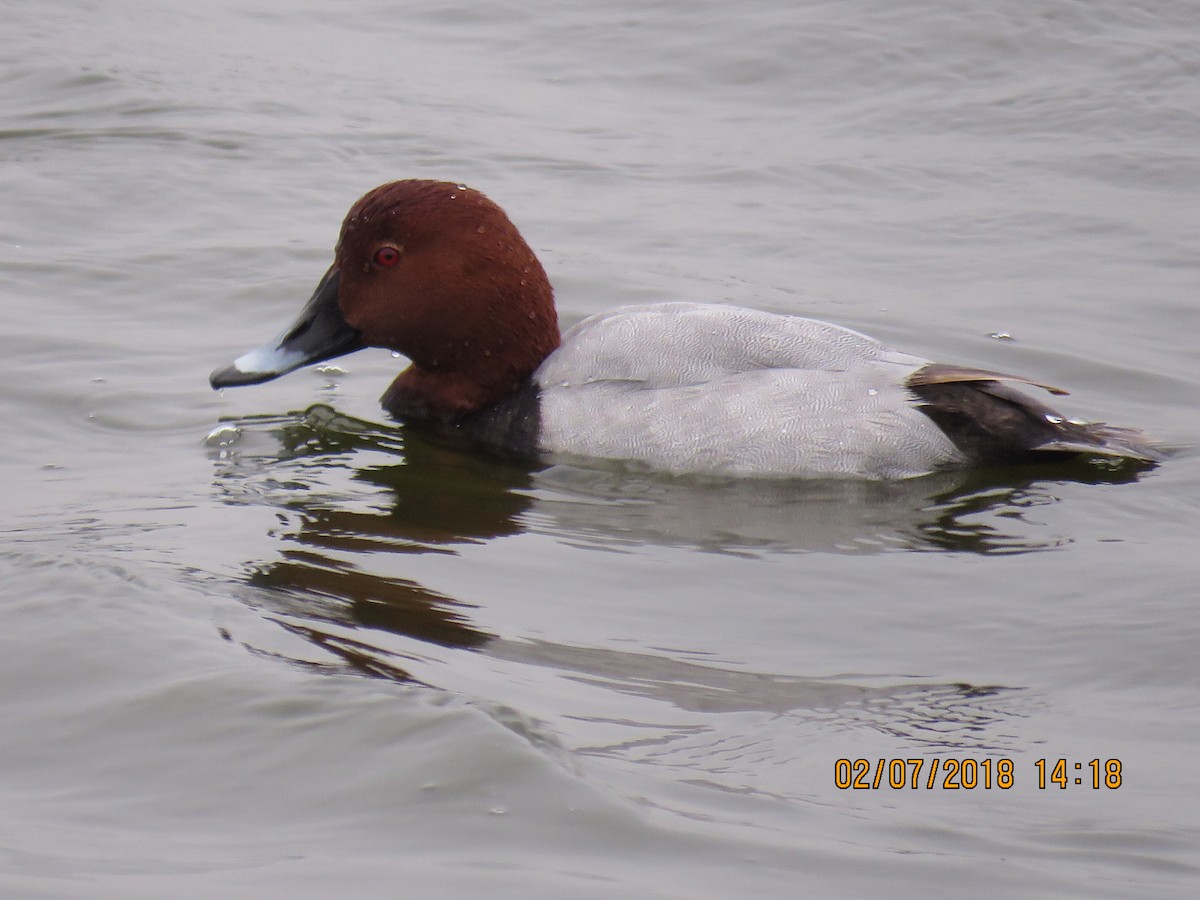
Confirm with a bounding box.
[513,303,959,478]
[210,179,1160,479]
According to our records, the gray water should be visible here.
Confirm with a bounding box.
[3,1,1199,897]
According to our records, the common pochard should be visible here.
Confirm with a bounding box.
[210,179,1160,478]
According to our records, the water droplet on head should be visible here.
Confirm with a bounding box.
[476,224,486,234]
[456,183,468,191]
[391,351,402,358]
[1044,414,1064,424]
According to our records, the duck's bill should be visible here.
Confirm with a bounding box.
[209,266,364,390]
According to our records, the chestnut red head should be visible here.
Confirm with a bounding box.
[211,180,561,421]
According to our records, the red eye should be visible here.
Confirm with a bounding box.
[373,246,401,268]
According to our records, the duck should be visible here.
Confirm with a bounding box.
[210,179,1161,479]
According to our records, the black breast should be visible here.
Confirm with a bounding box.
[458,380,543,457]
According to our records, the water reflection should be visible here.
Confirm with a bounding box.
[210,404,531,676]
[207,404,1147,752]
[527,456,1147,556]
[210,404,535,550]
[488,638,1025,754]
[209,404,1151,561]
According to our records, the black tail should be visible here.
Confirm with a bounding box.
[907,364,1163,466]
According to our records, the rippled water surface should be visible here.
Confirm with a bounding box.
[4,1,1199,897]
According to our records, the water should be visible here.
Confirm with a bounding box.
[3,0,1199,896]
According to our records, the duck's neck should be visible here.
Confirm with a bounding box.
[382,328,560,423]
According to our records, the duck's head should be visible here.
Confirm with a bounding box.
[210,180,560,420]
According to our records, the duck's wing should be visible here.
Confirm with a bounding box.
[542,303,918,388]
[906,362,1069,396]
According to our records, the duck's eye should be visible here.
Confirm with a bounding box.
[373,246,401,268]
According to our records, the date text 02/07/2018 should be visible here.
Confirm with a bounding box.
[833,758,1123,790]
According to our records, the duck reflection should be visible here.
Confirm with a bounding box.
[211,404,537,666]
[208,404,1148,747]
[527,454,1145,557]
[487,638,1024,755]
